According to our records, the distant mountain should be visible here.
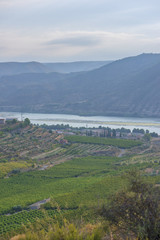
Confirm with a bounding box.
[0,53,160,118]
[0,62,47,77]
[0,61,111,77]
[44,61,112,73]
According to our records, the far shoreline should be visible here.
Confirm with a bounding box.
[1,111,160,134]
[0,109,160,120]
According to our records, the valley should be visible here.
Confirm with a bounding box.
[2,0,160,238]
[0,120,160,239]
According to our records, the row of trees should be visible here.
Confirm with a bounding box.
[40,123,159,138]
[86,127,158,138]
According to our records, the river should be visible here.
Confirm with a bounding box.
[1,112,160,134]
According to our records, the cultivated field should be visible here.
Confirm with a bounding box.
[0,122,160,238]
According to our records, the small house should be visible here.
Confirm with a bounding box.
[0,119,5,124]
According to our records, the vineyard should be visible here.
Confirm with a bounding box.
[65,135,142,148]
[0,122,160,238]
[0,153,160,237]
[0,210,44,235]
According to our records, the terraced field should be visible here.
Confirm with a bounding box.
[0,123,124,178]
[0,123,65,177]
[123,137,160,175]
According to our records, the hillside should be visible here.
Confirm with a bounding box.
[0,53,160,117]
[0,62,47,77]
[44,60,112,73]
[0,121,160,239]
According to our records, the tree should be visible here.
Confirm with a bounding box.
[112,129,116,137]
[132,128,145,134]
[12,205,22,213]
[24,118,30,126]
[99,170,160,239]
[150,132,158,137]
[144,133,151,141]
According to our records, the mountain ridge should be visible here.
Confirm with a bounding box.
[0,60,111,77]
[0,53,160,118]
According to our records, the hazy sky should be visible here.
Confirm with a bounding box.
[1,0,160,62]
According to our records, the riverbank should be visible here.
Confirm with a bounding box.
[0,112,160,134]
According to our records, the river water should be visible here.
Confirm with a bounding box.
[1,112,160,134]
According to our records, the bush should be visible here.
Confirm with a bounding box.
[12,205,23,213]
[10,219,104,240]
[99,170,160,240]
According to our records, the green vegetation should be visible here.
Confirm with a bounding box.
[99,170,160,239]
[5,218,104,240]
[0,152,159,237]
[65,135,142,148]
[0,156,127,214]
[0,120,142,178]
[0,210,46,235]
[0,121,160,239]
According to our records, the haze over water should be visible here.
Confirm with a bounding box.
[1,112,160,134]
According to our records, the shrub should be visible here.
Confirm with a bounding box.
[99,170,160,240]
[10,219,104,240]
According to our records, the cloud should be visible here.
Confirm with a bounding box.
[0,30,158,62]
[0,0,45,6]
[0,0,160,61]
[47,33,101,47]
[1,0,159,34]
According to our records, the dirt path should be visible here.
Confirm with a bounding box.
[38,155,74,171]
[118,148,126,157]
[31,147,61,160]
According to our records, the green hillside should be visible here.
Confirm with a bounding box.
[0,121,160,239]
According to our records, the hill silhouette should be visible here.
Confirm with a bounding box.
[0,60,110,76]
